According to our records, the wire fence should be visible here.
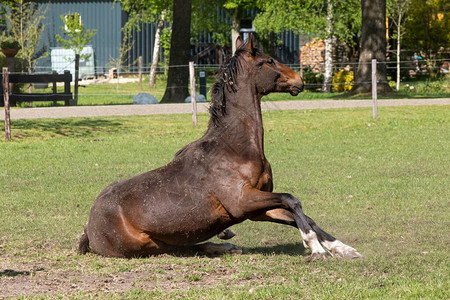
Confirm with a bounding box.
[4,52,449,101]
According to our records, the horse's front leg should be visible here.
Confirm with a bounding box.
[250,208,363,259]
[239,189,329,259]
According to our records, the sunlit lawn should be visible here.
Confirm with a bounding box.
[0,105,448,298]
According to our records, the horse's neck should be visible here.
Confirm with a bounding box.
[207,85,265,158]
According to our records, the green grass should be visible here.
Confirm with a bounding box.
[0,106,449,298]
[20,74,450,108]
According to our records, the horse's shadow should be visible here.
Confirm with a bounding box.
[161,243,308,258]
[0,269,31,277]
[10,118,126,138]
[244,243,308,256]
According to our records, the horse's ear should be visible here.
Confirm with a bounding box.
[235,36,243,50]
[247,33,255,50]
[244,34,257,56]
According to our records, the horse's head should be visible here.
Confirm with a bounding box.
[235,35,304,96]
[209,35,304,126]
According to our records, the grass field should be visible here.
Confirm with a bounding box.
[0,105,449,298]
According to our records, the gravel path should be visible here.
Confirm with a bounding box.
[1,98,449,120]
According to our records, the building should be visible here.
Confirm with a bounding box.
[34,0,156,76]
[29,1,299,77]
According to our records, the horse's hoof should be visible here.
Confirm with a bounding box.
[331,246,363,260]
[217,243,242,255]
[217,228,236,240]
[343,249,363,259]
[197,242,242,256]
[227,245,243,255]
[308,252,330,261]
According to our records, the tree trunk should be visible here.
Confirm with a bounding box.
[161,0,192,103]
[231,8,242,55]
[149,10,166,88]
[351,0,392,94]
[396,13,402,91]
[28,63,32,94]
[322,0,333,93]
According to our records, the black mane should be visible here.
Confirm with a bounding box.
[209,40,256,127]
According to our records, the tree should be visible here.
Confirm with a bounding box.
[160,0,192,103]
[222,0,260,54]
[402,0,449,54]
[119,0,171,88]
[148,10,166,88]
[254,0,360,92]
[3,1,47,75]
[323,0,333,92]
[387,0,411,91]
[351,0,392,94]
[191,0,231,64]
[55,12,96,105]
[107,24,133,93]
[121,0,246,100]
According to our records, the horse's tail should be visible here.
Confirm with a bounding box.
[78,227,90,255]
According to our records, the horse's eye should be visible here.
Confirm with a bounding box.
[267,59,275,65]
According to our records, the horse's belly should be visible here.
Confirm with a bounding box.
[137,192,236,245]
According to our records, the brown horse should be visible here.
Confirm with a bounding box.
[79,35,362,260]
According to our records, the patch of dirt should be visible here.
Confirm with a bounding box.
[0,254,242,298]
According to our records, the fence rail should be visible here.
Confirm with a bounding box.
[0,70,73,107]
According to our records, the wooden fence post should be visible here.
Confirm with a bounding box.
[3,67,11,140]
[63,70,71,106]
[189,61,197,126]
[372,59,378,121]
[52,70,58,106]
[73,53,79,106]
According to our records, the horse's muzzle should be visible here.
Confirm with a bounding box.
[290,84,304,96]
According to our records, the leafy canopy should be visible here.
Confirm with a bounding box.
[55,12,96,58]
[254,0,360,46]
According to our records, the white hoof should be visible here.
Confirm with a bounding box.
[331,246,363,259]
[323,240,363,259]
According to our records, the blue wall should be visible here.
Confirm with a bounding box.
[36,0,124,74]
[33,1,299,75]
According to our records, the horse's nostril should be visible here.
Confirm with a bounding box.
[290,84,303,96]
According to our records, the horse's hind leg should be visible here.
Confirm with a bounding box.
[240,190,328,259]
[305,215,362,259]
[251,208,362,259]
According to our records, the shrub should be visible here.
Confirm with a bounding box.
[302,67,324,91]
[402,75,450,94]
[0,36,21,50]
[332,69,354,92]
